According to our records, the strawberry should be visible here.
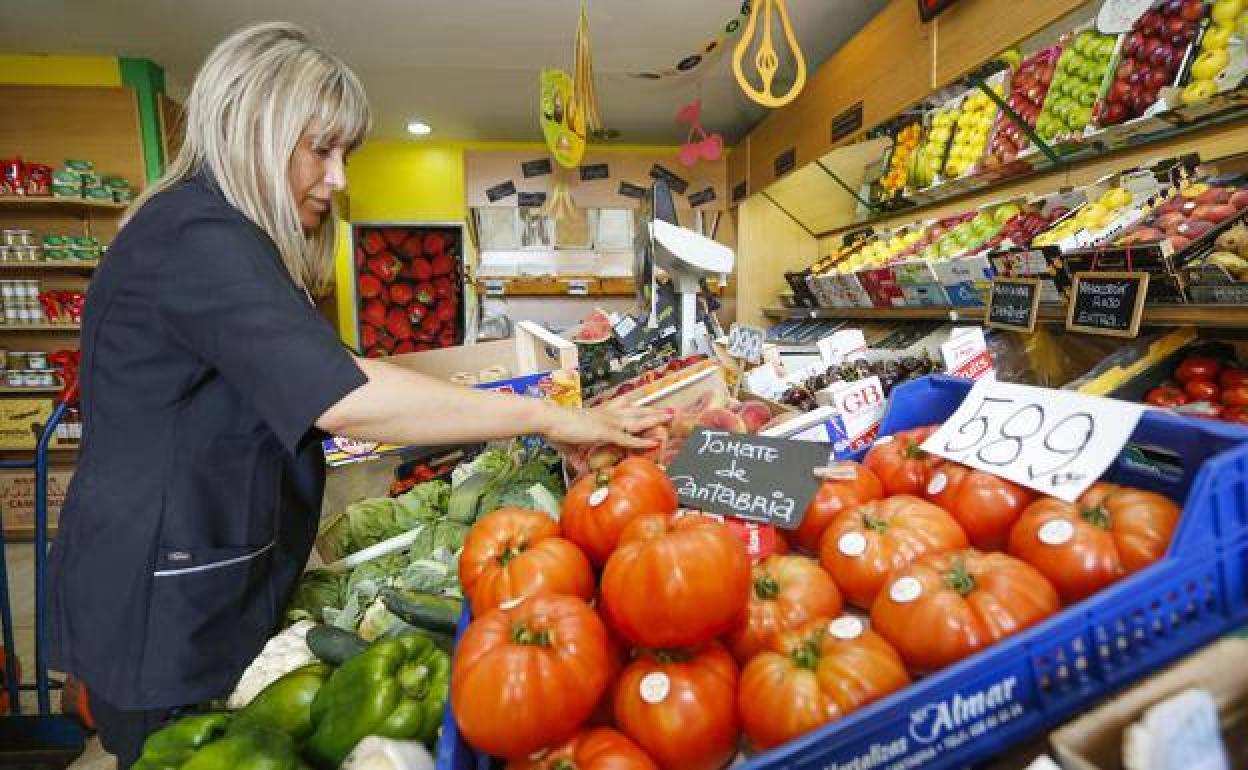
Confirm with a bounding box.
[393,338,417,354]
[386,306,414,340]
[418,312,441,340]
[361,299,387,327]
[358,273,383,299]
[434,298,457,323]
[432,276,453,299]
[401,235,424,258]
[362,231,386,255]
[431,252,453,277]
[389,282,414,306]
[366,253,402,283]
[354,246,367,268]
[438,329,457,348]
[383,228,407,248]
[408,302,427,321]
[414,282,435,306]
[359,322,380,349]
[409,257,433,282]
[423,232,445,255]
[414,341,433,352]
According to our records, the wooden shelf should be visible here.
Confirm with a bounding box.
[0,386,63,395]
[479,276,724,298]
[0,323,80,332]
[0,261,97,271]
[764,304,1248,329]
[0,197,125,214]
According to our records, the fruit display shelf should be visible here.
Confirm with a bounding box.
[763,302,1248,328]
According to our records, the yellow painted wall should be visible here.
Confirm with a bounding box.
[0,54,121,86]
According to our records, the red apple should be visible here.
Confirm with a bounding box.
[1158,211,1187,231]
[1149,42,1177,69]
[1110,79,1133,104]
[1193,203,1238,223]
[1179,0,1205,21]
[1147,69,1172,90]
[1161,0,1185,15]
[1140,11,1164,36]
[1196,187,1233,205]
[1124,30,1146,57]
[1230,190,1248,211]
[1103,101,1129,124]
[1177,219,1215,238]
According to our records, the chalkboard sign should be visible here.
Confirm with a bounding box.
[688,187,717,208]
[580,163,610,181]
[732,181,748,203]
[985,278,1041,332]
[485,180,517,203]
[774,147,797,177]
[830,102,864,143]
[618,182,647,200]
[649,164,689,194]
[1065,271,1149,338]
[522,158,553,178]
[667,429,834,529]
[518,191,547,208]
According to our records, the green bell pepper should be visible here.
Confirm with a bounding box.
[230,663,332,741]
[132,714,307,770]
[304,632,450,768]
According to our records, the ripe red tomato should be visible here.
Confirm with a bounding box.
[870,549,1060,672]
[459,507,595,617]
[506,728,658,770]
[614,643,739,770]
[601,512,751,649]
[1222,385,1248,407]
[1175,356,1222,384]
[818,495,968,609]
[1007,483,1181,603]
[737,617,910,750]
[793,462,884,554]
[923,463,1037,551]
[863,426,945,496]
[1185,379,1221,402]
[1224,405,1248,424]
[1220,368,1248,390]
[723,554,843,664]
[1144,384,1188,408]
[563,457,678,566]
[452,594,611,758]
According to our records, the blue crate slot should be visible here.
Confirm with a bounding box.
[437,375,1248,770]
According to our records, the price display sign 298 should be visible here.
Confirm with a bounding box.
[921,380,1145,502]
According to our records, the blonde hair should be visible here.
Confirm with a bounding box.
[127,22,371,295]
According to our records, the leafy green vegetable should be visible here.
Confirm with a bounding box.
[477,450,563,518]
[318,479,452,561]
[395,480,451,528]
[448,449,513,524]
[284,568,349,625]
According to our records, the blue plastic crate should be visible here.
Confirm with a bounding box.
[437,375,1248,770]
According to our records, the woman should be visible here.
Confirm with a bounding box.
[47,22,664,767]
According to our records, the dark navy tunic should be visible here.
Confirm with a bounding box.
[48,173,367,709]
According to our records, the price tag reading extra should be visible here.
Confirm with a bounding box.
[921,380,1145,503]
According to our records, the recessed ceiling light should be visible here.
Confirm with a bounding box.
[406,120,432,136]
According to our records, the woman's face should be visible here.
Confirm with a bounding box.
[289,130,349,229]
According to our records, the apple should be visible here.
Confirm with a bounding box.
[1180,0,1207,21]
[1177,219,1215,238]
[1101,101,1128,124]
[1161,0,1185,15]
[1168,235,1193,252]
[1197,187,1233,204]
[1212,0,1244,27]
[1158,211,1187,231]
[1148,69,1173,90]
[1149,41,1178,68]
[1230,190,1248,210]
[1203,24,1234,50]
[1140,11,1164,37]
[1191,48,1231,81]
[1193,203,1238,222]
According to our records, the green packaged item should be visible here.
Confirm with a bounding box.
[42,234,69,248]
[64,159,94,173]
[71,249,100,262]
[103,175,131,190]
[114,189,134,204]
[71,235,100,248]
[231,663,332,741]
[43,249,71,261]
[51,184,82,199]
[132,714,307,770]
[84,186,113,201]
[80,173,101,187]
[51,169,82,186]
[304,633,449,767]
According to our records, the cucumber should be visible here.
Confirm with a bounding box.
[380,589,461,635]
[306,625,369,665]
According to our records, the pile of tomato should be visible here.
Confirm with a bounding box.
[1145,354,1248,424]
[449,437,1182,770]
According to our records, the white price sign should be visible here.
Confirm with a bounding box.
[727,324,766,364]
[921,380,1145,502]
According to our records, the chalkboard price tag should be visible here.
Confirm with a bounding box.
[688,187,717,208]
[522,158,553,178]
[485,180,517,203]
[985,278,1041,333]
[921,379,1145,502]
[732,181,748,203]
[649,164,689,194]
[580,163,610,181]
[667,429,835,529]
[518,191,548,208]
[727,324,766,364]
[1065,271,1149,338]
[774,147,797,177]
[619,182,648,200]
[830,102,864,143]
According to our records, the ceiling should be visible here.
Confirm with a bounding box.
[2,0,889,144]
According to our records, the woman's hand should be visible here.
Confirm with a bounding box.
[541,401,672,453]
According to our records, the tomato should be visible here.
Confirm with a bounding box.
[452,594,611,758]
[1175,356,1222,384]
[1224,405,1248,424]
[1144,384,1188,408]
[459,507,595,617]
[601,512,750,648]
[1007,483,1181,603]
[506,728,658,770]
[793,462,884,554]
[863,425,945,496]
[1222,385,1248,407]
[737,616,910,750]
[1220,368,1248,390]
[818,495,968,609]
[870,549,1059,672]
[1184,379,1220,402]
[723,554,844,664]
[613,643,739,770]
[563,457,679,566]
[923,464,1037,551]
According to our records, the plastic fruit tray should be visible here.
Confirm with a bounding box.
[436,374,1248,770]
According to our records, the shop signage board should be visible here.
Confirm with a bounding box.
[485,180,517,202]
[921,379,1145,502]
[522,158,553,177]
[940,327,995,381]
[517,191,547,208]
[1065,271,1149,338]
[985,278,1041,332]
[667,429,835,529]
[824,376,888,451]
[579,163,610,181]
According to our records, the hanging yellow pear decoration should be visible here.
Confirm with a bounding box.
[733,0,807,108]
[540,68,586,169]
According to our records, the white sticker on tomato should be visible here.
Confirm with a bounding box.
[874,435,896,446]
[927,472,948,496]
[639,672,670,704]
[828,616,865,640]
[589,487,609,507]
[838,532,868,558]
[499,596,525,610]
[1038,518,1075,546]
[890,576,923,604]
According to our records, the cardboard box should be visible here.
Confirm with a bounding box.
[1050,638,1248,770]
[934,254,995,307]
[0,467,73,535]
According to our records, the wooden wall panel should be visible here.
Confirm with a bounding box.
[0,85,145,189]
[933,0,1089,88]
[735,195,818,327]
[159,94,184,164]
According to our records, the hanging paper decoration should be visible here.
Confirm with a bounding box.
[542,163,579,235]
[676,100,724,168]
[540,68,587,169]
[733,0,807,108]
[630,3,753,80]
[573,1,603,135]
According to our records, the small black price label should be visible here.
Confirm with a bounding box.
[774,147,797,177]
[485,180,517,203]
[517,191,548,208]
[619,182,647,200]
[649,164,689,194]
[579,163,610,181]
[521,158,553,178]
[985,278,1041,333]
[688,187,717,208]
[1065,271,1149,338]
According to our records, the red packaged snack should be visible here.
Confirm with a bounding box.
[1,158,24,197]
[25,164,52,197]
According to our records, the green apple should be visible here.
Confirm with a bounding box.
[1069,106,1093,128]
[994,203,1022,225]
[1192,48,1231,81]
[1212,0,1244,28]
[1096,37,1117,61]
[1203,24,1234,50]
